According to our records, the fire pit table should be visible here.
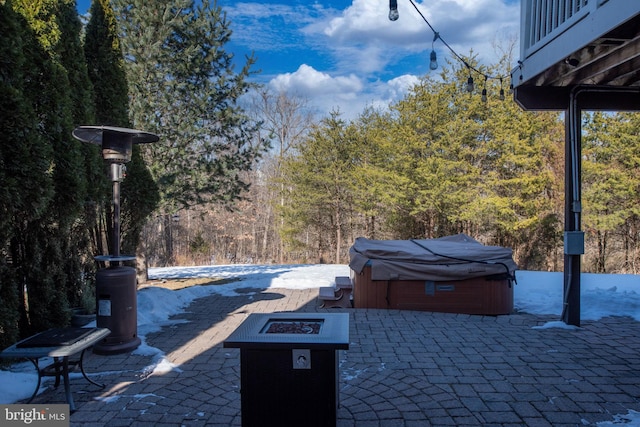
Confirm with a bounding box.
[224,312,349,427]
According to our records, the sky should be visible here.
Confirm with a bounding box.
[1,264,639,414]
[76,0,521,119]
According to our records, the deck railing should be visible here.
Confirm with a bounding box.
[522,0,597,57]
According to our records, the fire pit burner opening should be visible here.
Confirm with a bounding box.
[261,319,324,334]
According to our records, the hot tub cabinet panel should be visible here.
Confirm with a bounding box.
[353,265,513,315]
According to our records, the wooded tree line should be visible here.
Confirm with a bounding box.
[164,62,640,276]
[0,0,262,348]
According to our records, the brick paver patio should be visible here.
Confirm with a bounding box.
[26,287,640,426]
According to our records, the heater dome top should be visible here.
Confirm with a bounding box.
[72,126,159,145]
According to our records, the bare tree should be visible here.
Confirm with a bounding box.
[250,89,315,263]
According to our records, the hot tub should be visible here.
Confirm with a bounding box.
[349,234,517,315]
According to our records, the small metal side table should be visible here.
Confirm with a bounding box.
[224,313,349,427]
[0,327,111,411]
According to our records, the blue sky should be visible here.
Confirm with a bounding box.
[77,0,520,119]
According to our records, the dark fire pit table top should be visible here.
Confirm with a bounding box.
[224,313,349,350]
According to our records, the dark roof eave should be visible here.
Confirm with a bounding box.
[513,84,640,111]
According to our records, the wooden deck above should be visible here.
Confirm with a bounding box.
[511,0,640,110]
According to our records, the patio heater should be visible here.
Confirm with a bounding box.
[73,126,159,355]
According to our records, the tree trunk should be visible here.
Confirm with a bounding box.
[136,239,149,285]
[596,230,607,273]
[335,205,341,264]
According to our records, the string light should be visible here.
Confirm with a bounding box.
[429,32,439,70]
[481,75,488,102]
[395,0,510,101]
[465,61,474,92]
[389,0,399,21]
[466,75,474,93]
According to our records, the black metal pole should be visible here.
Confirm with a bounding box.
[562,88,582,326]
[111,164,121,259]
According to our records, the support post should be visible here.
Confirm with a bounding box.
[562,88,583,326]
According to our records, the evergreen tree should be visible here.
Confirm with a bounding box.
[280,111,357,262]
[56,0,104,314]
[112,0,268,218]
[10,0,93,333]
[84,0,127,126]
[477,99,564,268]
[384,63,487,238]
[615,113,640,272]
[348,107,404,240]
[0,0,56,348]
[582,112,640,272]
[84,0,159,277]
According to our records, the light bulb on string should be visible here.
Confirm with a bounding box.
[404,0,512,103]
[389,0,399,21]
[429,32,439,70]
[481,76,488,102]
[464,62,474,92]
[466,75,474,93]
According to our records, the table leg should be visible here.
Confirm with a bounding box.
[53,357,61,388]
[79,349,105,388]
[61,356,76,412]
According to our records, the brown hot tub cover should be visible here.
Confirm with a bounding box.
[349,234,517,282]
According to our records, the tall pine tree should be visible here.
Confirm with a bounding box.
[84,0,159,280]
[280,111,358,263]
[113,0,268,213]
[0,0,57,347]
[582,112,640,272]
[9,0,96,333]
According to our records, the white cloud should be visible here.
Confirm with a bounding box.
[358,74,421,115]
[270,64,363,97]
[269,65,419,120]
[386,74,421,98]
[268,64,365,118]
[323,0,397,42]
